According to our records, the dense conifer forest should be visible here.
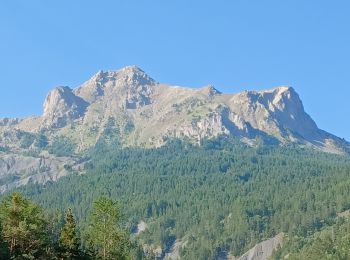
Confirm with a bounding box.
[2,137,350,259]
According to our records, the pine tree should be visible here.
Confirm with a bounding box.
[86,197,131,260]
[59,208,81,259]
[0,192,49,259]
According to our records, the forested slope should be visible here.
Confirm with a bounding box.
[11,137,350,259]
[272,215,350,259]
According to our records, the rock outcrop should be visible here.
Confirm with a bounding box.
[164,239,188,260]
[0,65,349,166]
[42,86,88,128]
[237,233,284,260]
[0,66,348,193]
[0,66,348,155]
[133,220,148,235]
[2,66,349,153]
[0,153,76,193]
[74,66,156,109]
[224,86,319,142]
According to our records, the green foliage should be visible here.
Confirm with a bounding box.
[0,175,20,186]
[0,192,50,259]
[94,117,121,149]
[35,134,49,148]
[103,117,120,137]
[59,208,82,259]
[48,136,75,157]
[277,217,350,259]
[86,197,131,260]
[17,131,48,149]
[0,193,133,259]
[124,120,135,134]
[13,137,350,258]
[19,131,37,148]
[0,146,10,152]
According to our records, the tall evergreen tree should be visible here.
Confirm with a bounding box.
[0,192,49,259]
[86,197,131,260]
[59,208,81,259]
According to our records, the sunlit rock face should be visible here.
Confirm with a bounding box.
[0,66,349,193]
[3,66,350,154]
[42,86,88,128]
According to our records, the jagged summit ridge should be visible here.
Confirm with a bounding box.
[228,86,318,140]
[0,66,348,195]
[2,66,349,154]
[200,85,221,97]
[89,66,156,88]
[73,66,156,103]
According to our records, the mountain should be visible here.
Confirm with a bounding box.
[0,66,349,192]
[2,66,349,151]
[1,66,349,259]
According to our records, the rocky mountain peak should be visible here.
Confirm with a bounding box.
[269,86,301,108]
[237,86,303,114]
[7,67,346,154]
[74,66,156,104]
[227,86,318,141]
[88,66,156,87]
[42,86,88,128]
[114,65,156,86]
[274,85,294,93]
[265,86,318,138]
[89,70,107,82]
[200,85,221,97]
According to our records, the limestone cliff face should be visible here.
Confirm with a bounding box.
[0,66,349,192]
[1,66,349,154]
[42,86,88,128]
[74,66,156,109]
[0,153,76,193]
[225,87,319,141]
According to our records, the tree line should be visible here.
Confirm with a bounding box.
[10,137,350,259]
[0,193,133,260]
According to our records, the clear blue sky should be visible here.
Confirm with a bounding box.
[0,1,349,141]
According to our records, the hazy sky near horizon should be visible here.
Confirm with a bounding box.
[0,1,349,141]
